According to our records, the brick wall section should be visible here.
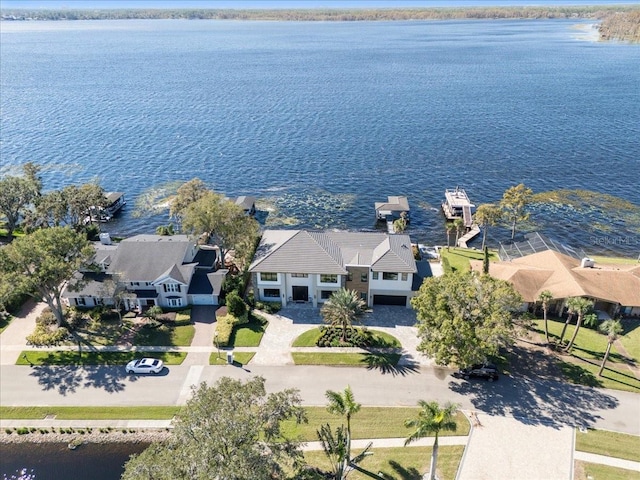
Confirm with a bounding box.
[345,266,369,296]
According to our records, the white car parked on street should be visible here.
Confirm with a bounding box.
[125,357,164,374]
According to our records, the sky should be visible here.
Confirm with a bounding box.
[3,0,640,9]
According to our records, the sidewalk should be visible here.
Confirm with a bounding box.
[0,300,45,366]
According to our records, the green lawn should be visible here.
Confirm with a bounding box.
[209,351,255,366]
[576,429,640,462]
[229,321,267,347]
[0,406,180,420]
[575,462,640,480]
[282,408,469,441]
[135,321,195,347]
[16,350,186,366]
[532,319,640,393]
[590,255,639,265]
[292,352,401,367]
[292,327,401,348]
[68,317,134,347]
[305,445,464,480]
[440,247,498,273]
[619,317,640,364]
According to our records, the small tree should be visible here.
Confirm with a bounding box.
[445,223,454,251]
[598,319,624,376]
[559,297,579,345]
[500,183,533,240]
[565,297,594,352]
[453,218,464,248]
[404,401,459,480]
[226,290,247,319]
[169,178,208,226]
[474,203,502,250]
[326,386,361,465]
[538,290,554,344]
[482,246,490,275]
[321,289,367,343]
[144,305,164,322]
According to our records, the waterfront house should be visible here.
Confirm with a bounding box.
[62,234,227,310]
[249,230,418,308]
[470,249,640,317]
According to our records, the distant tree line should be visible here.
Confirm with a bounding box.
[598,10,640,42]
[2,6,638,22]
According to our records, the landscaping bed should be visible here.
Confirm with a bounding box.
[292,327,401,348]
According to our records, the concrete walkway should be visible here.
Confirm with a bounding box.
[0,299,44,366]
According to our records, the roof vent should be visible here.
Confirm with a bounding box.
[580,258,595,268]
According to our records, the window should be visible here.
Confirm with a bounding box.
[168,298,183,307]
[360,292,367,302]
[164,283,181,293]
[401,273,408,281]
[372,271,379,280]
[77,297,86,306]
[361,273,368,282]
[383,272,398,281]
[320,290,333,300]
[131,282,140,287]
[291,273,308,278]
[260,272,278,282]
[320,274,338,284]
[264,288,280,298]
[347,272,353,281]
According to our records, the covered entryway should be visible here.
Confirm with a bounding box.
[373,294,407,306]
[292,286,309,302]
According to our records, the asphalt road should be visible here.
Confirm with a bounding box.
[1,364,638,435]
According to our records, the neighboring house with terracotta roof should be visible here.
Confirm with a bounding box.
[249,230,418,308]
[62,235,227,310]
[470,249,640,317]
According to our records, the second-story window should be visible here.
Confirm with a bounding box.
[320,274,338,283]
[164,283,181,293]
[382,272,398,281]
[260,272,278,282]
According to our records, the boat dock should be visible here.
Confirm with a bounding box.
[457,224,481,248]
[375,196,410,234]
[442,187,480,248]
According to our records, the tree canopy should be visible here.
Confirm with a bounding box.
[411,271,522,366]
[0,227,94,326]
[473,203,502,250]
[0,163,42,238]
[122,376,307,480]
[499,183,533,240]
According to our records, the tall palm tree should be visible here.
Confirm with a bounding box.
[598,319,624,376]
[453,218,464,248]
[321,289,366,343]
[538,290,554,343]
[445,223,454,251]
[404,400,459,480]
[326,386,361,465]
[559,297,579,345]
[565,297,595,352]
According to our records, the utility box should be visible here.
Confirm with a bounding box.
[227,352,233,364]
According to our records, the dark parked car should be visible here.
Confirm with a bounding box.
[457,363,499,381]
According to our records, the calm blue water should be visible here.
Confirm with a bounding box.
[1,19,639,255]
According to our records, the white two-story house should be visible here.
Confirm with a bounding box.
[249,230,418,308]
[63,235,227,310]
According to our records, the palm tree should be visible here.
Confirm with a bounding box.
[445,223,454,251]
[559,297,579,345]
[565,297,595,352]
[538,290,553,343]
[404,400,459,480]
[598,319,623,376]
[321,289,366,343]
[326,386,361,464]
[453,218,464,248]
[317,423,349,480]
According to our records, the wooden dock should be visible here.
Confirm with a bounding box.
[457,224,481,248]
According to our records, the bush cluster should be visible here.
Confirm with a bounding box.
[254,301,282,314]
[316,326,373,348]
[225,291,248,318]
[26,324,69,346]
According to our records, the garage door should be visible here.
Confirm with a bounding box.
[373,295,407,306]
[189,295,216,305]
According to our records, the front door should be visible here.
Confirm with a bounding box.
[292,286,309,302]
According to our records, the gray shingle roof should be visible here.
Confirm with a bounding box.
[107,235,193,282]
[249,230,416,274]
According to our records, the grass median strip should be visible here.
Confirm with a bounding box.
[575,462,640,480]
[16,351,187,366]
[209,352,255,365]
[0,406,181,420]
[576,429,640,462]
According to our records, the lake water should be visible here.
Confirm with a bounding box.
[0,442,148,480]
[1,19,639,255]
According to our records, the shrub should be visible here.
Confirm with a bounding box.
[5,428,12,434]
[16,428,29,435]
[36,310,57,326]
[316,326,373,348]
[26,324,69,346]
[255,301,282,314]
[226,291,247,318]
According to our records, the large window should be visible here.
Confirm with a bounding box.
[168,298,183,307]
[320,290,334,300]
[383,272,398,281]
[264,288,280,298]
[291,273,308,278]
[164,283,181,293]
[320,274,338,284]
[260,272,278,282]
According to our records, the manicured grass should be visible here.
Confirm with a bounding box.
[68,317,134,347]
[229,321,267,347]
[0,406,180,420]
[292,352,401,367]
[305,445,465,480]
[283,408,469,441]
[135,322,195,347]
[575,461,640,480]
[619,317,640,364]
[209,351,255,366]
[590,255,639,265]
[292,327,401,348]
[0,314,13,335]
[576,429,640,462]
[440,247,498,273]
[532,319,640,393]
[16,350,186,366]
